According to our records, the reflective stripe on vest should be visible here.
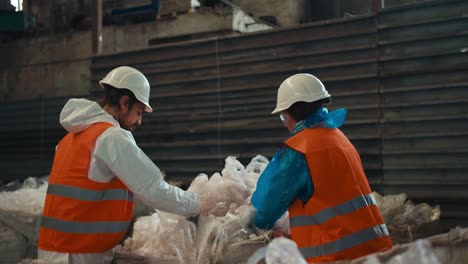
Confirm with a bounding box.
[285,128,392,261]
[47,184,133,202]
[299,224,389,258]
[290,194,377,227]
[41,216,130,234]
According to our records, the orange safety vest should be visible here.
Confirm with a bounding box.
[38,122,134,253]
[284,128,392,262]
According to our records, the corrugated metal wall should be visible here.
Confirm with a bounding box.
[90,0,468,224]
[90,15,381,183]
[1,0,467,223]
[0,97,69,183]
[377,0,468,223]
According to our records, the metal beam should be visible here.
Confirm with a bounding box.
[92,0,102,55]
[372,0,382,13]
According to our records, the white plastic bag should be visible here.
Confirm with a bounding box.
[387,239,441,264]
[247,237,307,264]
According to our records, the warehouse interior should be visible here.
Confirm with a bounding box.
[0,0,467,263]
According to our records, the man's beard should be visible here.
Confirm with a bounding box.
[117,111,136,131]
[119,121,136,131]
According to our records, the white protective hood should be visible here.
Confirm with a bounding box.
[60,98,119,134]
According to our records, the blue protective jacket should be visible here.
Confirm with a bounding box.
[251,107,348,229]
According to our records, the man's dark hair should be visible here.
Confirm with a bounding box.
[287,98,331,122]
[100,84,137,109]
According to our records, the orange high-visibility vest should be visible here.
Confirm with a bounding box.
[284,128,392,262]
[38,122,134,253]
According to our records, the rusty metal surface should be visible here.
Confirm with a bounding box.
[377,0,468,29]
[91,15,377,71]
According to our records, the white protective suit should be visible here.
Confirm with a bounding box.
[38,98,200,264]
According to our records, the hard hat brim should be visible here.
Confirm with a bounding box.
[271,95,331,115]
[133,93,153,113]
[99,80,153,113]
[143,104,153,113]
[271,107,284,115]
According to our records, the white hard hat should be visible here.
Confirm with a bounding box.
[99,66,153,113]
[271,73,330,115]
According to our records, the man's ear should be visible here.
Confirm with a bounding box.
[119,95,130,111]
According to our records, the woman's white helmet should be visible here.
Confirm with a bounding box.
[99,66,153,113]
[271,73,330,115]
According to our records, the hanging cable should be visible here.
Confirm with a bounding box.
[40,97,45,159]
[215,37,222,165]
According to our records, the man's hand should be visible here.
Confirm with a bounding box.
[273,229,291,238]
[199,192,218,215]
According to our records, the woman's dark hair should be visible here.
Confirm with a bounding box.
[100,84,137,109]
[287,98,331,122]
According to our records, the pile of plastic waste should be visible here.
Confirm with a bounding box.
[373,192,441,244]
[373,192,441,227]
[248,227,468,264]
[247,237,307,264]
[123,155,274,264]
[0,177,48,264]
[0,156,453,264]
[359,239,441,264]
[122,155,444,263]
[123,210,197,263]
[0,177,47,215]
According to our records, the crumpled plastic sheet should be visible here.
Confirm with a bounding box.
[387,240,441,264]
[373,192,441,227]
[0,157,447,264]
[188,155,268,217]
[247,236,445,264]
[188,172,250,217]
[127,155,273,264]
[363,239,441,264]
[190,156,273,264]
[272,211,290,235]
[195,205,272,264]
[247,237,307,264]
[123,210,197,264]
[0,177,48,215]
[244,155,269,193]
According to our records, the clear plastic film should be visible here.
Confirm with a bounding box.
[188,156,268,217]
[373,192,441,227]
[247,237,307,264]
[0,177,48,215]
[0,158,452,264]
[123,211,197,264]
[127,155,273,264]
